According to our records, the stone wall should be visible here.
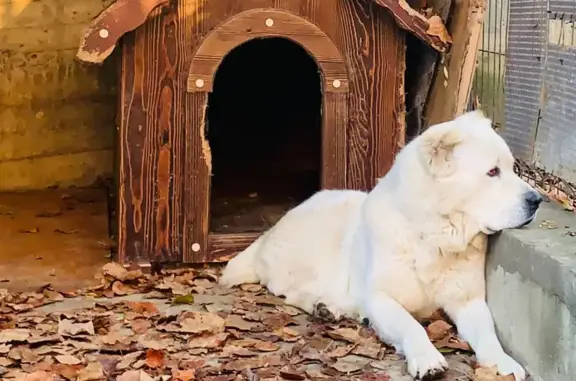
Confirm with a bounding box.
[0,0,117,191]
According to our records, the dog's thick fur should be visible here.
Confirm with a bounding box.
[220,111,541,380]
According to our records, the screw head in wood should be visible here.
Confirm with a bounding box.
[99,28,109,38]
[332,79,342,88]
[192,243,201,252]
[195,79,205,88]
[265,18,274,27]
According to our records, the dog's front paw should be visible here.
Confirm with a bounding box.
[489,353,526,381]
[404,341,448,380]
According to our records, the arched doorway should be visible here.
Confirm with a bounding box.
[207,37,322,234]
[185,9,349,262]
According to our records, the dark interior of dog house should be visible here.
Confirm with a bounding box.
[207,37,322,234]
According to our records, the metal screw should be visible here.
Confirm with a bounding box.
[265,18,274,27]
[332,79,342,88]
[192,243,201,252]
[99,29,109,38]
[195,79,205,88]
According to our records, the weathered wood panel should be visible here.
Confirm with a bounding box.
[118,0,405,264]
[338,0,406,190]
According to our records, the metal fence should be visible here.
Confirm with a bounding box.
[471,0,576,185]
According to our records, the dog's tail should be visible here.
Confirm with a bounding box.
[219,235,263,287]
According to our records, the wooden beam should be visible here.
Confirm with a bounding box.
[424,0,486,126]
[405,0,453,140]
[76,0,169,64]
[372,0,452,52]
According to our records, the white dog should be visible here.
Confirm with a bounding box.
[220,111,541,380]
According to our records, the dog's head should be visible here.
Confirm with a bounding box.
[416,110,541,234]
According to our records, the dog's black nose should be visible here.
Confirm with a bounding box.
[525,191,542,210]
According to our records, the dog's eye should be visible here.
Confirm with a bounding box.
[487,166,500,177]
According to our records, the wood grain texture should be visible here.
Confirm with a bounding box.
[338,0,406,190]
[118,3,188,264]
[370,0,451,52]
[118,0,405,264]
[187,9,349,94]
[77,0,169,64]
[405,0,452,141]
[208,233,262,262]
[424,0,486,127]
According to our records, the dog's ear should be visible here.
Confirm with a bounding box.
[420,126,462,177]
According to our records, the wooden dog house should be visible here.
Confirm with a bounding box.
[77,0,453,267]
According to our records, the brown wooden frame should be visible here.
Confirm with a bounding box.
[185,9,349,263]
[116,0,406,267]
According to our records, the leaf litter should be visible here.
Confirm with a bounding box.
[0,263,513,380]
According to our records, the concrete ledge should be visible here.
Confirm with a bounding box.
[487,200,576,381]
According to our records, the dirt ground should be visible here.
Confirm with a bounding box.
[0,263,517,381]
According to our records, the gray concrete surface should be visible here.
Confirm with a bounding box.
[487,199,576,381]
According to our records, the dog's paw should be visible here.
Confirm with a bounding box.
[490,353,526,381]
[405,345,448,380]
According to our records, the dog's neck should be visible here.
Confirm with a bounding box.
[369,181,483,255]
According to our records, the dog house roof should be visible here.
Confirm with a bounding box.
[76,0,452,64]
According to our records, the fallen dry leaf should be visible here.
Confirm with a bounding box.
[55,354,82,365]
[352,343,381,359]
[426,319,452,341]
[474,366,515,381]
[188,332,228,349]
[117,369,154,381]
[328,344,356,358]
[331,356,366,374]
[254,340,280,352]
[21,370,56,381]
[58,319,95,336]
[144,349,165,369]
[225,314,256,331]
[279,365,306,380]
[179,312,225,334]
[116,351,143,370]
[326,327,361,343]
[240,284,262,292]
[52,363,84,380]
[0,328,30,343]
[262,312,296,328]
[102,262,143,282]
[102,262,128,279]
[130,318,152,334]
[112,281,136,296]
[77,362,104,381]
[426,15,453,44]
[355,373,391,381]
[126,301,159,315]
[173,369,196,381]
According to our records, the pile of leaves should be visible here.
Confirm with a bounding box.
[0,263,514,380]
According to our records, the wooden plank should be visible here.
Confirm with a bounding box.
[405,0,453,140]
[118,4,190,264]
[371,0,452,52]
[183,93,210,263]
[424,0,486,127]
[323,92,348,189]
[338,0,406,190]
[208,232,262,262]
[77,0,169,64]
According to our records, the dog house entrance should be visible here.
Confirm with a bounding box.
[207,37,322,234]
